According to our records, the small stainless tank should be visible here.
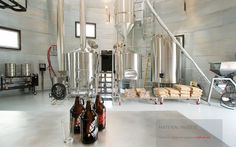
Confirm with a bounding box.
[21,64,31,76]
[5,63,16,77]
[115,0,134,39]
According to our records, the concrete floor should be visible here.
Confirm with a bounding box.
[0,91,235,147]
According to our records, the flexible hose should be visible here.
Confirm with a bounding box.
[47,45,57,85]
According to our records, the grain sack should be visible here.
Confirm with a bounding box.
[191,87,203,93]
[154,88,168,93]
[174,84,191,91]
[153,88,169,97]
[136,88,146,93]
[165,88,180,95]
[124,89,137,98]
[139,91,151,98]
[180,91,191,95]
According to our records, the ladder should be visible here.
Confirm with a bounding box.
[97,72,113,100]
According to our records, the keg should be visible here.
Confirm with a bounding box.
[21,64,31,76]
[5,63,16,77]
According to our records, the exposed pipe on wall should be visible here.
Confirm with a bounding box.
[145,0,211,84]
[80,0,86,51]
[57,0,65,72]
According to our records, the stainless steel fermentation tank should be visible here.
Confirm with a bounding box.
[61,0,98,95]
[77,52,97,91]
[115,0,134,41]
[64,51,98,92]
[152,35,180,84]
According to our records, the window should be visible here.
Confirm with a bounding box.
[175,35,185,48]
[0,26,21,50]
[75,22,96,39]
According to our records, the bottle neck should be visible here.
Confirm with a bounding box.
[95,95,102,105]
[74,97,80,104]
[86,101,92,111]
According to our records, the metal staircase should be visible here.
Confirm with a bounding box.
[97,72,114,100]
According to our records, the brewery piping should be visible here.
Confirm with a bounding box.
[57,0,65,72]
[80,0,86,51]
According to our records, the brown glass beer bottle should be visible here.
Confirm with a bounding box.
[80,100,98,144]
[70,96,85,134]
[94,95,106,131]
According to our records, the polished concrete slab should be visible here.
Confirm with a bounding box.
[0,91,235,146]
[0,111,229,147]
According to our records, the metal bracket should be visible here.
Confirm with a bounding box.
[207,77,236,105]
[0,0,27,12]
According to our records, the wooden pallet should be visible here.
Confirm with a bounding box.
[158,96,201,105]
